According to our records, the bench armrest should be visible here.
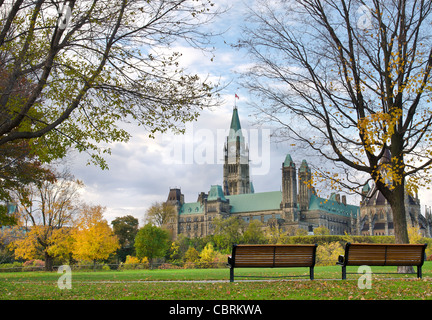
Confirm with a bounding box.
[227,256,234,268]
[336,255,345,266]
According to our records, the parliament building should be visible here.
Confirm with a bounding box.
[163,107,432,239]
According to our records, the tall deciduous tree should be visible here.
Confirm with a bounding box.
[11,170,81,270]
[111,215,139,262]
[134,223,169,266]
[240,0,432,250]
[72,204,119,265]
[213,216,245,251]
[0,0,222,168]
[145,202,176,227]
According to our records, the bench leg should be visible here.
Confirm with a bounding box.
[309,267,314,280]
[417,266,422,279]
[342,266,346,280]
[230,267,234,282]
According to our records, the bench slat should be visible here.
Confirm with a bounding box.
[228,244,317,281]
[338,243,427,279]
[232,245,316,268]
[343,243,425,266]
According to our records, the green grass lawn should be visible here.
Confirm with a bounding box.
[1,262,431,300]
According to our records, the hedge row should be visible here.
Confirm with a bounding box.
[286,235,395,245]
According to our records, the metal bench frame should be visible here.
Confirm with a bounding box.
[227,244,318,282]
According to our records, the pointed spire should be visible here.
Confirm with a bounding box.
[283,154,295,167]
[299,159,310,172]
[228,106,243,142]
[230,106,241,132]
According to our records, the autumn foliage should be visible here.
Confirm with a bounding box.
[71,205,119,264]
[10,203,119,268]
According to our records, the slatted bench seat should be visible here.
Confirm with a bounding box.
[227,244,318,282]
[337,242,427,280]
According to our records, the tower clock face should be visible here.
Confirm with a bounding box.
[229,145,236,155]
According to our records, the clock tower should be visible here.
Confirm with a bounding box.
[223,106,251,195]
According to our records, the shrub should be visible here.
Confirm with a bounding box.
[183,261,197,269]
[158,263,182,270]
[316,242,344,266]
[287,235,395,245]
[198,243,216,268]
[23,259,45,271]
[0,262,23,272]
[120,255,149,270]
[184,247,200,263]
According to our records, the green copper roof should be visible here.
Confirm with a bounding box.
[208,185,226,201]
[283,154,294,167]
[179,191,358,217]
[230,107,241,132]
[179,202,204,215]
[308,194,358,218]
[228,107,244,142]
[299,160,310,172]
[226,191,282,213]
[362,183,371,192]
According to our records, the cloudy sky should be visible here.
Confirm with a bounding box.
[62,1,432,225]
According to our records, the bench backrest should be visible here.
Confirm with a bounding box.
[343,243,427,266]
[231,244,317,268]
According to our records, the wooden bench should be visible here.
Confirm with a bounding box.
[337,243,427,280]
[227,244,318,282]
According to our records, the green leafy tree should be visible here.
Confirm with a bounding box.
[0,203,17,227]
[265,226,288,244]
[111,215,139,262]
[134,223,169,266]
[0,0,221,168]
[243,220,266,244]
[184,246,200,263]
[0,127,55,206]
[213,216,246,252]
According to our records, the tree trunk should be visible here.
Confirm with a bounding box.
[388,181,415,274]
[44,251,54,271]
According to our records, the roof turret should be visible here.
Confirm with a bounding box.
[283,154,295,167]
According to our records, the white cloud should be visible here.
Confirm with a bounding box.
[62,0,432,226]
